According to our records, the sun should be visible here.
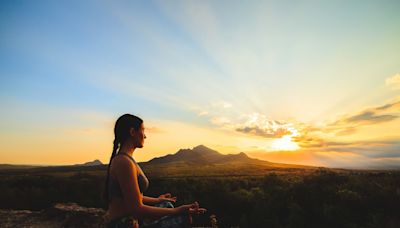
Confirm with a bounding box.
[271,135,299,151]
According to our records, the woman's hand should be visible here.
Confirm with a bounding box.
[158,193,177,203]
[175,202,207,225]
[188,202,207,215]
[175,202,207,215]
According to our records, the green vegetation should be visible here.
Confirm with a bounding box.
[1,167,399,227]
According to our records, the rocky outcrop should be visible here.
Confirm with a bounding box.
[0,203,105,228]
[0,203,216,228]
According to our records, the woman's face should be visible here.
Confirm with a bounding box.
[133,123,146,148]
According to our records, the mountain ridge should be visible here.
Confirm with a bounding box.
[74,159,103,166]
[146,145,288,167]
[138,145,317,177]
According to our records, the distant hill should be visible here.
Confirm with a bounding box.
[0,159,103,171]
[75,159,103,166]
[0,160,106,175]
[0,164,42,170]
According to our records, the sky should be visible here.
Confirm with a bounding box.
[0,0,399,169]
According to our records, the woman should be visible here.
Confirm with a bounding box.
[103,114,205,228]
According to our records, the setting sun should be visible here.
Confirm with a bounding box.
[271,135,300,151]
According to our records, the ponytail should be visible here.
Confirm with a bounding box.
[103,139,120,205]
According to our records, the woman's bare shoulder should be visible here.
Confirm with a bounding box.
[111,155,136,172]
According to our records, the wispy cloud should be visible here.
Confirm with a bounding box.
[145,126,165,134]
[386,73,400,90]
[321,100,400,136]
[333,101,399,125]
[344,111,397,124]
[295,135,400,159]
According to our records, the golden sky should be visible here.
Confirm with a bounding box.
[1,1,400,169]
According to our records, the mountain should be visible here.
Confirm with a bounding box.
[147,145,263,165]
[148,145,219,164]
[146,145,311,166]
[75,159,103,166]
[141,145,314,177]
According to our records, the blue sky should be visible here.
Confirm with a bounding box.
[1,0,399,168]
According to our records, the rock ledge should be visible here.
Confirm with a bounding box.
[0,203,105,228]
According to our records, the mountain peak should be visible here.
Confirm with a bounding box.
[192,145,219,153]
[237,152,248,158]
[193,144,208,150]
[76,159,103,166]
[147,145,257,165]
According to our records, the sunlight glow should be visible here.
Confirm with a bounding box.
[271,135,300,151]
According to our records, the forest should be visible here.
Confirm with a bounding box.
[0,167,399,228]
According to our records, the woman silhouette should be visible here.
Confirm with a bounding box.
[103,114,205,228]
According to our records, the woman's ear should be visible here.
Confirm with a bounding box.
[129,127,136,137]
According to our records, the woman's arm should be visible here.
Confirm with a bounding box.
[142,196,161,205]
[143,193,177,205]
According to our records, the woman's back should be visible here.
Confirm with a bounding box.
[108,154,148,200]
[106,155,139,221]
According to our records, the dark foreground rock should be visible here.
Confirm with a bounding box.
[0,203,216,228]
[0,203,105,228]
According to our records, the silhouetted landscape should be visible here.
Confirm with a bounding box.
[1,145,399,227]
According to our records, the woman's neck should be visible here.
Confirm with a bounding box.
[119,142,136,157]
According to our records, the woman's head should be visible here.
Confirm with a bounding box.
[114,114,146,150]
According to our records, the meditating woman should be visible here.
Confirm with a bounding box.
[103,114,205,228]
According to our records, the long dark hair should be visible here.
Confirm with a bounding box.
[103,114,143,205]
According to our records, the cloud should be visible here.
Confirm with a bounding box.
[236,125,291,138]
[386,73,400,90]
[334,127,357,136]
[295,99,400,137]
[334,101,400,125]
[326,140,400,159]
[344,111,397,124]
[326,100,400,135]
[295,135,400,159]
[146,127,165,134]
[197,105,297,139]
[231,113,297,138]
[248,138,400,169]
[292,134,326,148]
[374,100,400,112]
[236,113,298,138]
